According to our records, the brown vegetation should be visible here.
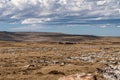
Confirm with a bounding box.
[0,32,120,80]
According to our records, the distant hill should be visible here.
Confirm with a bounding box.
[0,31,102,42]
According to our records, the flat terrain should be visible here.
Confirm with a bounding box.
[0,32,120,80]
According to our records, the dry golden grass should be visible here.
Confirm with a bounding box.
[0,38,120,80]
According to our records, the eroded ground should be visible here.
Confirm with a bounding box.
[0,39,120,80]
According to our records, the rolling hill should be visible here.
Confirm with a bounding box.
[0,31,100,42]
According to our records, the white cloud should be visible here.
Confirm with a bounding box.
[21,18,51,24]
[10,24,44,31]
[98,24,110,28]
[117,26,120,28]
[0,0,120,27]
[97,1,106,6]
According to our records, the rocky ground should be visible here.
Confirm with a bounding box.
[0,39,119,80]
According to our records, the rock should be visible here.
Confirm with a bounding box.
[23,64,38,70]
[58,73,97,80]
[60,62,65,66]
[97,64,120,80]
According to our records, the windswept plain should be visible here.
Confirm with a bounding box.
[0,32,120,80]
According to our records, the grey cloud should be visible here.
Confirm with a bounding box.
[0,0,120,27]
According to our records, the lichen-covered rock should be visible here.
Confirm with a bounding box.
[58,73,97,80]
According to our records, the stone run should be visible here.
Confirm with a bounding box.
[58,73,97,80]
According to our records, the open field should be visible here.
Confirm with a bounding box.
[0,32,120,80]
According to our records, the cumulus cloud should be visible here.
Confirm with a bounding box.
[10,24,44,31]
[0,0,120,27]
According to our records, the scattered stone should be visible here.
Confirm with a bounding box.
[23,64,38,70]
[60,62,65,66]
[58,73,97,80]
[97,64,120,80]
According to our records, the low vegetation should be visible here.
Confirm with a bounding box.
[0,32,119,80]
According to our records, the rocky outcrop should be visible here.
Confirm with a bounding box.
[58,73,97,80]
[97,64,120,80]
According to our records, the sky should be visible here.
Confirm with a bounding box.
[0,0,120,36]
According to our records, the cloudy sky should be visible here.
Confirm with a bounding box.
[0,0,120,36]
